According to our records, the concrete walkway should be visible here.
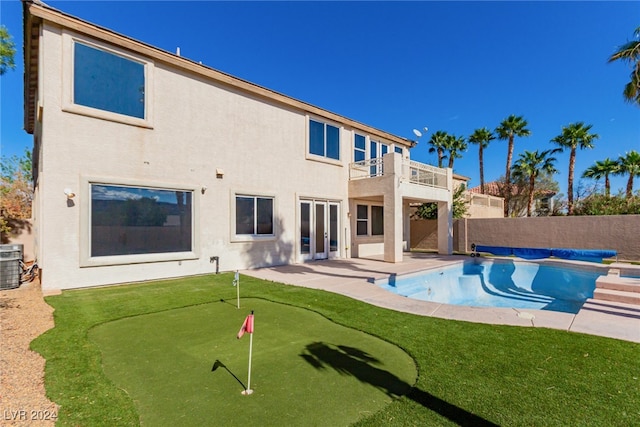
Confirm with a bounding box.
[243,253,640,343]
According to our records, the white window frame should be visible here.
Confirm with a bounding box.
[79,177,199,267]
[62,31,154,128]
[231,192,277,242]
[356,204,384,236]
[306,116,342,165]
[354,133,367,163]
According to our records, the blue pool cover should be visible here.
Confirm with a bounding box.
[474,245,616,263]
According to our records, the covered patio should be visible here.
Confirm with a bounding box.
[349,152,453,262]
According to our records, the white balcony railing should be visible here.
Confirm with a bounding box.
[404,160,448,189]
[349,158,384,180]
[349,157,448,190]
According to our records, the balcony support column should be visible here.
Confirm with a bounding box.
[437,168,454,255]
[383,153,404,263]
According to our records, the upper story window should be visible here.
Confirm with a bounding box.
[370,140,388,176]
[354,134,366,162]
[370,140,389,159]
[309,119,340,160]
[63,32,154,128]
[74,42,145,119]
[394,146,403,155]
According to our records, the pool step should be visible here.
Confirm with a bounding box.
[594,276,640,305]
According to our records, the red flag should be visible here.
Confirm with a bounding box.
[237,314,254,339]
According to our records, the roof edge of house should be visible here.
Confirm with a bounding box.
[22,0,415,146]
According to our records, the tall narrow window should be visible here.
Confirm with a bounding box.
[329,204,338,252]
[371,206,384,236]
[354,134,366,162]
[370,141,389,176]
[300,203,311,254]
[356,204,368,236]
[74,42,145,119]
[309,119,340,160]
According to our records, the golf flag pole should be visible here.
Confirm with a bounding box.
[233,270,240,309]
[237,311,254,395]
[236,271,240,309]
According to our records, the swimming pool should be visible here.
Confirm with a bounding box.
[376,259,607,313]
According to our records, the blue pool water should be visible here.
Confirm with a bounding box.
[377,259,606,313]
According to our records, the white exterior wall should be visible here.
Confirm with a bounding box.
[35,24,354,290]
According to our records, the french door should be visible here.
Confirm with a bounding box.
[300,200,339,261]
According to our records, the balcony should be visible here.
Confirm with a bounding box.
[349,157,448,190]
[347,152,454,262]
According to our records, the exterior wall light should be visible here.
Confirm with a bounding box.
[64,188,76,199]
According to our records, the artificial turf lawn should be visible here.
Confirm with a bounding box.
[31,273,639,426]
[88,298,416,426]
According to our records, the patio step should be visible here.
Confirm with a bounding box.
[594,275,640,305]
[593,288,640,305]
[596,276,640,293]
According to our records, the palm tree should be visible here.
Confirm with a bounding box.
[608,27,640,106]
[468,128,496,194]
[550,122,599,215]
[616,150,640,198]
[495,115,531,216]
[581,158,620,196]
[444,134,467,169]
[427,131,449,168]
[512,149,559,217]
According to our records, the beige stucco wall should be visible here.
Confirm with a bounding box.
[36,24,392,289]
[465,193,504,218]
[409,219,438,251]
[4,220,35,262]
[31,18,434,290]
[455,216,640,261]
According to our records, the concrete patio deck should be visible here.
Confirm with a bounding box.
[243,253,640,343]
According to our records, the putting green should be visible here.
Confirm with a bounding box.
[89,298,416,426]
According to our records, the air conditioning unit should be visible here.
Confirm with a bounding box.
[0,246,22,290]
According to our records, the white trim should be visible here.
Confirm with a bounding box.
[355,203,384,237]
[79,176,199,267]
[353,132,367,163]
[297,197,341,261]
[62,31,155,128]
[230,192,277,243]
[305,115,343,166]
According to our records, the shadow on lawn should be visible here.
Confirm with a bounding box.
[300,342,498,427]
[211,359,246,390]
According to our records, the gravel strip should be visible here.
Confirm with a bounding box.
[0,280,59,425]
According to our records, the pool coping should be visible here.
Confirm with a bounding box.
[242,253,640,344]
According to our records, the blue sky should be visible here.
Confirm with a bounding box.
[1,1,639,197]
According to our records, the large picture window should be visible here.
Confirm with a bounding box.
[236,196,274,236]
[309,119,340,160]
[91,184,192,257]
[74,42,146,119]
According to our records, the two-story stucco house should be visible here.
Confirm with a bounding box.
[23,1,453,291]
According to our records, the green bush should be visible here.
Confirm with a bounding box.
[574,193,640,215]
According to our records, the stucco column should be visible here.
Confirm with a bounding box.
[403,200,411,251]
[383,153,403,262]
[437,168,454,255]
